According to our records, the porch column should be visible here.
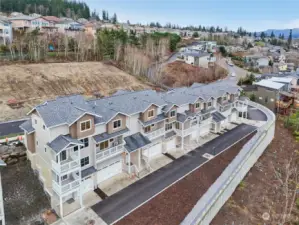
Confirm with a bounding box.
[60,196,63,218]
[138,149,141,170]
[181,122,184,151]
[128,152,131,174]
[77,144,83,207]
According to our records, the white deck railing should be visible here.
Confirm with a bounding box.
[96,144,124,162]
[51,158,80,174]
[52,179,80,196]
[181,100,275,225]
[176,124,198,137]
[143,128,165,140]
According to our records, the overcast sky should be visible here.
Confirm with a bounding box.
[85,0,299,32]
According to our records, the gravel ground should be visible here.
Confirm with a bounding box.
[212,121,299,225]
[3,160,51,225]
[115,133,255,225]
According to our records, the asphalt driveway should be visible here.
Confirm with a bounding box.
[91,123,256,224]
[0,119,27,137]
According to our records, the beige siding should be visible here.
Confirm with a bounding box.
[167,106,178,122]
[107,114,127,134]
[69,114,95,139]
[26,133,36,153]
[140,105,157,122]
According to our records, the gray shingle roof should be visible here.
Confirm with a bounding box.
[139,114,166,127]
[212,111,226,123]
[124,132,151,153]
[165,130,176,139]
[19,120,35,134]
[81,166,97,178]
[29,80,240,129]
[47,135,83,153]
[93,128,129,143]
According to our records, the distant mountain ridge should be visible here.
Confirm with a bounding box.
[259,28,299,39]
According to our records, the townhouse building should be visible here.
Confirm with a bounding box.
[20,80,247,217]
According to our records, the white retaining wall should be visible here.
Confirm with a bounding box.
[181,101,276,225]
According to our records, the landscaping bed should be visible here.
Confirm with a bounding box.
[116,133,255,225]
[212,121,299,225]
[3,160,51,225]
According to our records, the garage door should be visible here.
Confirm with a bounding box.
[231,111,238,122]
[97,160,122,183]
[81,176,94,194]
[147,143,162,158]
[199,125,210,136]
[166,139,176,151]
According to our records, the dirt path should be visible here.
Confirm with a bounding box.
[212,121,299,225]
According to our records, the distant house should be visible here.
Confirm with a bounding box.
[254,78,293,112]
[182,52,215,68]
[8,15,34,31]
[0,17,13,45]
[56,20,84,31]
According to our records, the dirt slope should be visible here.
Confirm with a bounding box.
[212,121,299,225]
[0,62,150,120]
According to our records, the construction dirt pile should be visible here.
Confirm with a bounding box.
[0,62,150,121]
[161,61,227,87]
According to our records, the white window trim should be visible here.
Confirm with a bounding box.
[81,156,90,167]
[195,102,200,109]
[170,110,176,118]
[60,150,68,162]
[147,109,155,118]
[207,102,212,107]
[112,119,122,130]
[80,119,92,132]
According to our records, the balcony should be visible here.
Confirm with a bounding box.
[52,151,80,174]
[52,178,80,196]
[176,124,198,137]
[96,144,124,163]
[143,128,165,140]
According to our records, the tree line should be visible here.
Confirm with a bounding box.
[0,0,90,19]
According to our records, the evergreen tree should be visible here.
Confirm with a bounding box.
[288,29,292,47]
[270,31,275,39]
[111,13,118,24]
[253,32,257,38]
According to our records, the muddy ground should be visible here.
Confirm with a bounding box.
[212,121,299,225]
[3,160,50,225]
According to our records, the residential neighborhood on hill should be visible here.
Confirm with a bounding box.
[0,1,299,225]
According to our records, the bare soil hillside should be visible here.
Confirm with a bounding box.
[0,62,150,121]
[212,121,299,225]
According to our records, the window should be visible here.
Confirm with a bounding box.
[74,146,78,152]
[44,147,47,152]
[195,103,200,109]
[60,150,67,161]
[81,157,89,167]
[99,140,109,150]
[144,126,151,133]
[80,138,89,149]
[170,110,176,118]
[208,102,212,107]
[36,141,38,146]
[265,97,268,103]
[43,125,46,130]
[61,174,68,181]
[113,119,122,129]
[175,122,180,129]
[35,119,37,124]
[80,120,91,132]
[223,96,227,101]
[147,110,154,118]
[165,123,173,131]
